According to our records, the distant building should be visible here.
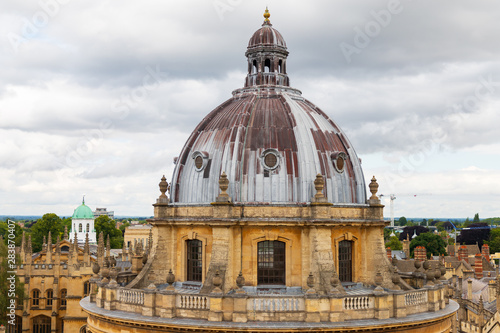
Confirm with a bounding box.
[71,199,96,244]
[123,224,152,250]
[93,207,114,220]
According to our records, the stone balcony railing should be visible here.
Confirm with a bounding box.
[92,281,449,324]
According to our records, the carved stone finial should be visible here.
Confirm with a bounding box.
[157,175,169,204]
[212,270,223,294]
[369,176,381,205]
[236,271,245,292]
[166,268,175,288]
[214,172,232,203]
[314,174,324,198]
[306,272,316,294]
[374,271,386,294]
[64,225,68,240]
[312,174,330,204]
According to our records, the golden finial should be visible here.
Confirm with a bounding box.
[263,7,270,23]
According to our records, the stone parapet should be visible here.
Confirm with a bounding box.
[90,284,448,324]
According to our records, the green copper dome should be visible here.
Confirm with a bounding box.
[72,198,94,219]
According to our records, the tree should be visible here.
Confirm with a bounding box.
[0,239,25,326]
[95,215,123,249]
[473,213,480,223]
[410,232,447,258]
[0,221,23,247]
[398,216,408,226]
[457,223,490,248]
[385,236,403,251]
[485,228,500,254]
[31,214,63,252]
[399,226,429,241]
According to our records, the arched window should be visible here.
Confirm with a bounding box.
[32,289,40,307]
[186,240,202,282]
[339,240,353,282]
[61,245,69,252]
[6,315,22,333]
[278,59,283,73]
[264,58,271,73]
[60,289,67,307]
[252,59,257,73]
[32,315,50,333]
[46,289,53,307]
[79,325,87,333]
[257,241,285,285]
[79,224,82,232]
[83,281,90,296]
[86,223,89,232]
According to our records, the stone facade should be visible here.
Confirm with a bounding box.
[14,232,94,333]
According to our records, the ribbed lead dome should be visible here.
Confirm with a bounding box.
[170,10,366,205]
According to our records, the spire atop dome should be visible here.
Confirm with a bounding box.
[263,7,271,25]
[82,195,85,205]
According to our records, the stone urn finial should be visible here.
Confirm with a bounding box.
[215,172,232,203]
[369,176,381,205]
[374,271,385,294]
[314,174,325,199]
[157,175,169,203]
[236,271,246,293]
[330,272,342,294]
[212,270,223,294]
[92,261,100,278]
[166,269,175,291]
[306,272,316,294]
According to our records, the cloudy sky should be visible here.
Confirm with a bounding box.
[1,0,499,219]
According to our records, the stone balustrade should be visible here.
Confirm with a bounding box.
[177,294,209,310]
[343,296,373,310]
[404,290,427,306]
[118,288,145,305]
[93,283,449,323]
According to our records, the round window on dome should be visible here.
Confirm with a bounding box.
[331,152,347,173]
[195,156,203,170]
[261,149,280,170]
[192,151,209,172]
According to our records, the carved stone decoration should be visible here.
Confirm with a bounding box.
[157,175,169,204]
[215,172,232,203]
[212,270,223,294]
[368,176,381,205]
[108,267,119,287]
[92,261,100,278]
[236,271,245,289]
[166,269,175,291]
[306,272,316,294]
[142,251,148,265]
[414,259,422,270]
[235,271,246,294]
[109,256,116,268]
[373,272,385,294]
[313,174,325,199]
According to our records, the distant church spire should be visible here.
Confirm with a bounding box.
[83,195,85,205]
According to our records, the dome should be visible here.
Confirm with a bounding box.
[247,23,287,51]
[72,199,94,219]
[170,11,366,205]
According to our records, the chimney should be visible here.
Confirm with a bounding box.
[467,279,472,300]
[415,246,427,261]
[482,244,490,262]
[458,245,468,262]
[386,247,392,261]
[475,254,483,279]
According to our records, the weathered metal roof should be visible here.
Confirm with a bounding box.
[169,15,366,205]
